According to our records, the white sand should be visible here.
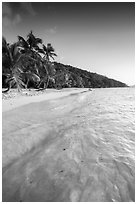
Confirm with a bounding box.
[2,88,89,112]
[2,88,90,168]
[3,88,93,202]
[2,88,134,202]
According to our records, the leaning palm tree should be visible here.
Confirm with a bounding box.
[20,71,40,89]
[36,61,57,90]
[17,31,43,78]
[2,37,40,93]
[18,31,42,52]
[36,43,58,90]
[18,35,57,90]
[2,37,24,92]
[27,30,42,51]
[42,43,57,61]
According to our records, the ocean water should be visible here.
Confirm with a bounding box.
[3,87,135,202]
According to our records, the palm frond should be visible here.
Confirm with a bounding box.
[28,72,40,82]
[47,43,55,52]
[10,43,20,62]
[18,36,29,49]
[50,52,57,56]
[6,73,26,90]
[35,38,42,44]
[43,44,47,52]
[2,37,11,60]
[27,31,35,48]
[16,53,37,64]
[37,48,45,55]
[2,37,8,53]
[27,31,42,49]
[49,54,55,60]
[21,72,40,84]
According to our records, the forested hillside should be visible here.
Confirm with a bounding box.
[2,31,128,91]
[51,62,128,88]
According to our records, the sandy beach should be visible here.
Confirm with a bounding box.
[2,1,134,202]
[2,88,134,202]
[3,88,93,201]
[2,88,89,112]
[2,88,90,166]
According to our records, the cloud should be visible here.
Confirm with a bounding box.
[2,2,22,27]
[20,2,36,16]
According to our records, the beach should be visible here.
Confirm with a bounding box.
[2,88,89,112]
[2,88,135,202]
[2,88,89,166]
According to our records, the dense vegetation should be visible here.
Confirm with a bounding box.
[53,62,128,88]
[2,31,127,92]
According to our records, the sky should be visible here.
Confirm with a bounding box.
[2,2,135,85]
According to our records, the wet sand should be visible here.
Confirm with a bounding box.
[2,88,134,202]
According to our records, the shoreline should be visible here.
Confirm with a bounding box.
[2,87,134,202]
[2,88,91,168]
[2,88,90,112]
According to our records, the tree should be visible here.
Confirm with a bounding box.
[17,31,44,88]
[27,30,42,51]
[36,43,58,90]
[42,43,57,61]
[36,61,57,90]
[18,31,43,74]
[2,37,40,92]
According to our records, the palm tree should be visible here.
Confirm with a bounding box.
[42,43,57,61]
[2,37,40,92]
[27,30,42,51]
[2,37,24,92]
[2,32,59,92]
[18,31,43,79]
[16,33,58,91]
[36,43,58,90]
[18,30,42,51]
[36,61,56,90]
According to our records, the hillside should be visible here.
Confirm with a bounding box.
[51,62,128,89]
[2,61,128,89]
[2,32,128,91]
